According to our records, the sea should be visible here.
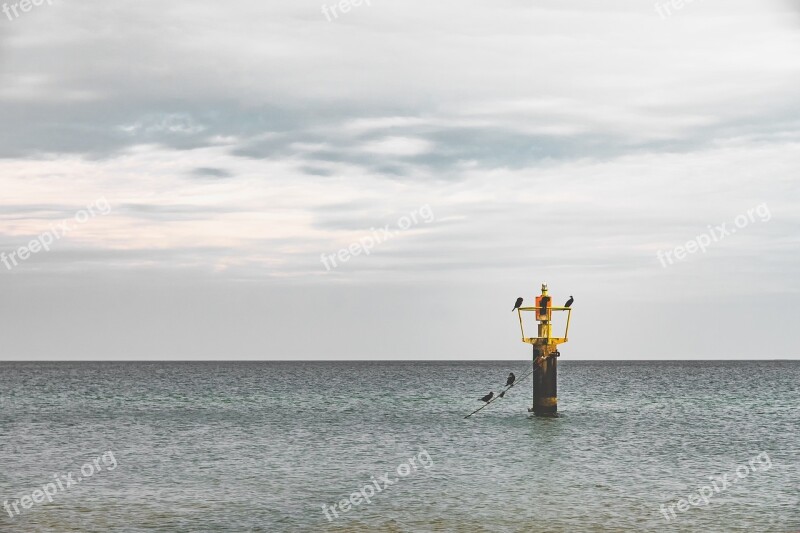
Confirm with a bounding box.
[1,361,798,532]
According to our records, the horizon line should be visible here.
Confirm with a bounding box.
[1,359,798,363]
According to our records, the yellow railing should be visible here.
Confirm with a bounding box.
[516,306,572,345]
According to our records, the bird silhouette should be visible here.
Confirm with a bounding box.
[564,295,574,308]
[498,390,506,398]
[506,372,516,387]
[479,392,494,403]
[512,297,523,312]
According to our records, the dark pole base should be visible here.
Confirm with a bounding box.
[532,345,558,416]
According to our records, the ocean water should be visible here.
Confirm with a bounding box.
[0,361,798,532]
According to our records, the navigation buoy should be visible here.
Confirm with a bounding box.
[517,283,573,416]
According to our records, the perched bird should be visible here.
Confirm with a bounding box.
[506,372,516,387]
[512,297,523,312]
[498,390,506,398]
[564,295,574,308]
[479,392,494,403]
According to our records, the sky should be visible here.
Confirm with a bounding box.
[1,0,799,360]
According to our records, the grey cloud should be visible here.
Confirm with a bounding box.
[1,0,797,172]
[0,204,82,219]
[118,203,241,221]
[192,167,234,179]
[297,165,335,176]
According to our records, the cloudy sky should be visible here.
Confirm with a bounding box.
[1,0,798,360]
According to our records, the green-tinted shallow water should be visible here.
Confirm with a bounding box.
[1,361,798,532]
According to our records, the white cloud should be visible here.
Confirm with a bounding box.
[359,136,434,156]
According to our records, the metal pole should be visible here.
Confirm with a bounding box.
[532,345,558,416]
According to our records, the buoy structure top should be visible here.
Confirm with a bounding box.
[516,283,571,346]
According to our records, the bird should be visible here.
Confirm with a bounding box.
[564,295,574,308]
[498,390,506,398]
[512,297,523,312]
[479,392,494,403]
[506,372,516,387]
